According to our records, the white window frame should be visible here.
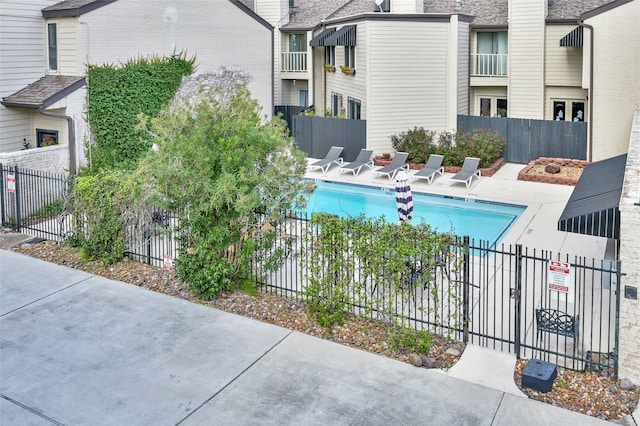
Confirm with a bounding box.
[551,99,586,122]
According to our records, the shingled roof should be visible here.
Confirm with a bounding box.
[42,0,116,17]
[1,75,86,109]
[282,0,619,29]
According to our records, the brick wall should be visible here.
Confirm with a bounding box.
[619,111,640,384]
[0,145,69,173]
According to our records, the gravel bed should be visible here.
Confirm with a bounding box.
[11,238,639,422]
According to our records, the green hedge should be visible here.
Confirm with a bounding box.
[86,53,195,172]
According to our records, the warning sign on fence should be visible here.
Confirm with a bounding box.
[163,255,174,271]
[7,174,16,193]
[548,260,572,294]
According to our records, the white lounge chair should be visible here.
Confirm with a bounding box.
[308,146,344,173]
[373,152,409,180]
[450,157,481,188]
[339,149,374,176]
[411,154,444,184]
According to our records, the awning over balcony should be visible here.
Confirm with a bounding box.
[309,28,336,47]
[558,154,627,239]
[323,25,356,46]
[560,26,583,47]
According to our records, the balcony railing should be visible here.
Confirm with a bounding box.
[471,53,508,76]
[281,52,307,72]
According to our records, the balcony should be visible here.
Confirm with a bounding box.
[281,52,307,73]
[471,53,508,77]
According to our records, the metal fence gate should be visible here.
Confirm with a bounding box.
[0,164,72,241]
[466,241,620,377]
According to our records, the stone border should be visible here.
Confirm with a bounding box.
[517,157,588,186]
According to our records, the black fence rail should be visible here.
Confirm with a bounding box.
[250,212,620,377]
[1,166,620,377]
[122,207,181,268]
[0,164,72,241]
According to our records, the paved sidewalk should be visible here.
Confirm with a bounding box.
[0,249,614,425]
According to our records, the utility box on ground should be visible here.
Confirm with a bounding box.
[522,359,557,393]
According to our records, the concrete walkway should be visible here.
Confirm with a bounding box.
[0,249,615,425]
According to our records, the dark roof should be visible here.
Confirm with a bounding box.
[282,0,620,30]
[1,75,86,109]
[43,0,116,17]
[558,154,627,239]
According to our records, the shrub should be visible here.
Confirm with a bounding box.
[69,170,138,264]
[390,127,505,168]
[390,127,438,164]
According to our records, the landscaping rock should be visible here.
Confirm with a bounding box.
[619,377,636,391]
[408,353,422,367]
[420,356,436,369]
[545,163,561,174]
[445,348,460,357]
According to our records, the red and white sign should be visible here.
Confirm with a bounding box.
[548,260,571,294]
[163,255,174,271]
[7,174,16,193]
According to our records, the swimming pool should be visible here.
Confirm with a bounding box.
[300,180,525,245]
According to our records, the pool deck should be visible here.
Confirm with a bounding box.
[305,159,608,261]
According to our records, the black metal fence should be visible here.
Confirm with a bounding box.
[1,166,620,376]
[457,115,588,163]
[0,164,72,241]
[251,213,620,377]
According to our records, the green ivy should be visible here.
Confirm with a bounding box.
[86,53,195,172]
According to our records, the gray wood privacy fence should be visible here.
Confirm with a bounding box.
[293,116,366,162]
[274,105,306,137]
[457,115,588,164]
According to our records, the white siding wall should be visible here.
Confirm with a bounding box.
[324,24,367,118]
[457,21,470,116]
[256,0,287,104]
[53,17,82,75]
[507,0,545,118]
[585,0,640,161]
[364,20,450,154]
[544,24,583,87]
[79,0,273,115]
[0,0,59,152]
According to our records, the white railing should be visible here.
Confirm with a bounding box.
[471,53,508,76]
[281,52,307,72]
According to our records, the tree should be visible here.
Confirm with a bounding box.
[137,70,309,298]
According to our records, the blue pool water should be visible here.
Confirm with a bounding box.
[300,180,526,245]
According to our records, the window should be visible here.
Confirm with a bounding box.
[496,99,507,118]
[289,34,306,52]
[325,46,335,66]
[553,100,585,121]
[479,97,507,117]
[47,23,57,71]
[344,46,355,69]
[37,129,58,147]
[571,102,584,122]
[331,92,343,117]
[299,90,308,107]
[476,31,507,75]
[480,98,491,117]
[348,97,361,119]
[374,0,390,12]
